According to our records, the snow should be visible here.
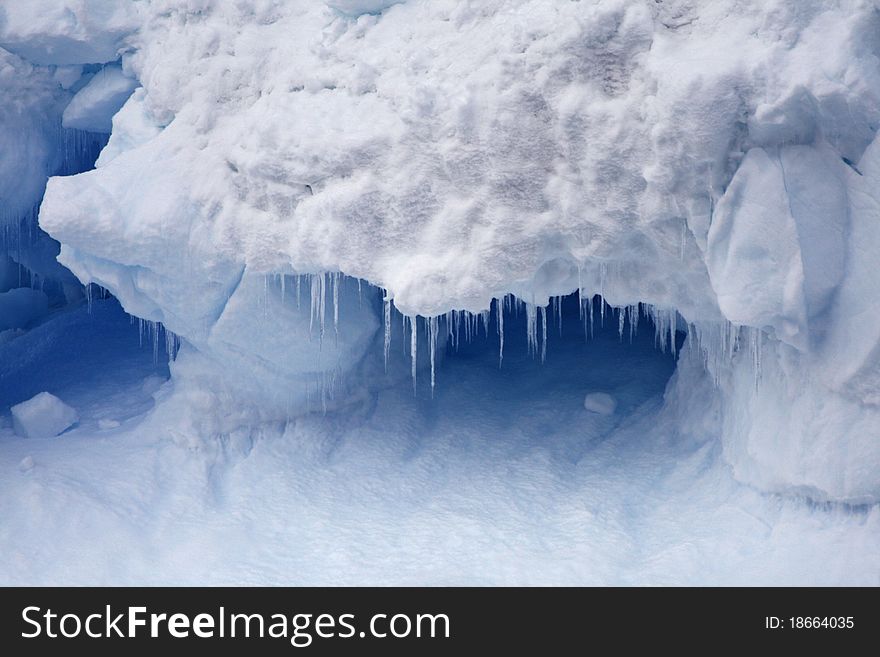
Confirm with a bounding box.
[11,392,78,439]
[0,0,879,583]
[583,392,617,416]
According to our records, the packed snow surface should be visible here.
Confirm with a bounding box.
[0,299,877,585]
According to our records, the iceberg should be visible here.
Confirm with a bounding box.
[0,0,878,584]
[34,0,880,501]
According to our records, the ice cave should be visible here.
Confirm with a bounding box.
[0,0,878,585]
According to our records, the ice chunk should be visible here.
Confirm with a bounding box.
[62,64,138,133]
[583,392,616,416]
[18,456,35,473]
[707,144,848,350]
[11,392,79,439]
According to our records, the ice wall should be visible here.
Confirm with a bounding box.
[3,1,879,501]
[0,3,131,345]
[705,135,880,503]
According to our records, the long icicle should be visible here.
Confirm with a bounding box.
[410,315,418,393]
[497,296,504,368]
[383,296,392,372]
[429,316,438,396]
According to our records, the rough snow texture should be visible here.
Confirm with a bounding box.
[11,392,78,438]
[0,0,877,502]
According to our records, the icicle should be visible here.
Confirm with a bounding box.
[410,316,418,393]
[402,310,407,354]
[497,297,504,368]
[627,304,639,344]
[477,309,487,337]
[618,306,625,341]
[587,296,594,339]
[332,272,339,337]
[428,316,438,395]
[525,303,537,356]
[577,266,584,322]
[749,327,762,389]
[445,310,454,350]
[320,273,327,338]
[539,304,547,363]
[163,324,180,362]
[310,273,325,340]
[263,274,270,318]
[309,273,326,339]
[152,321,160,363]
[383,296,392,372]
[558,296,563,335]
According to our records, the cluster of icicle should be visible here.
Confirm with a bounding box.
[2,127,112,306]
[0,204,41,264]
[84,283,181,363]
[267,272,766,396]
